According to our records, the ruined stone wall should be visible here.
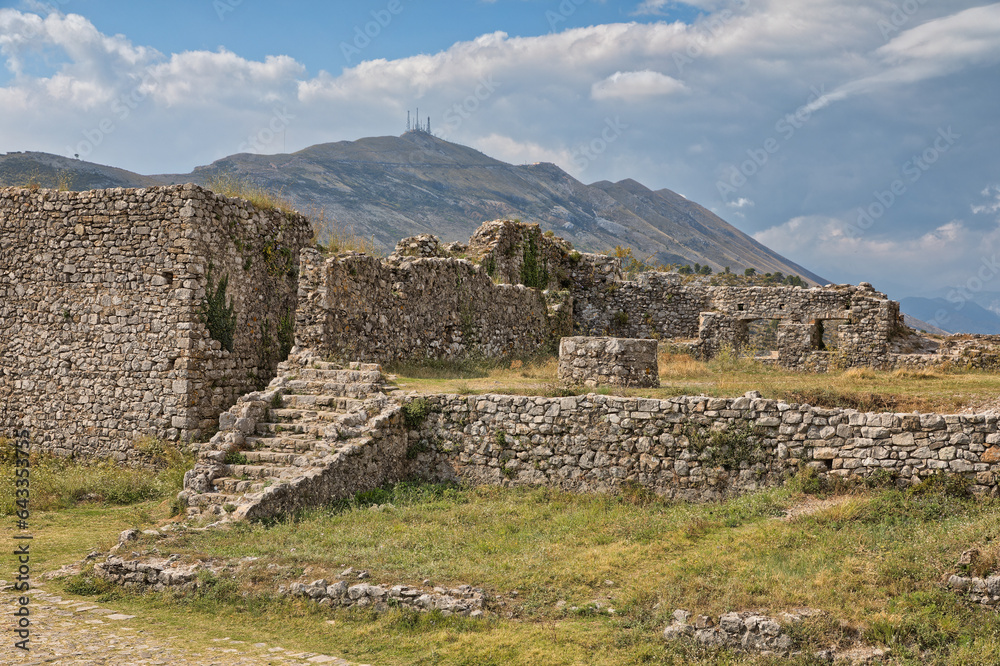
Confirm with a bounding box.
[571,261,708,339]
[294,248,569,364]
[569,262,902,370]
[404,392,1000,501]
[0,185,310,459]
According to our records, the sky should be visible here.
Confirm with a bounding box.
[2,0,1000,315]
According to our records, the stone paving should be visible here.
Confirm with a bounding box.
[3,581,362,665]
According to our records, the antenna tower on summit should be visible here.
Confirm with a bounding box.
[405,108,432,134]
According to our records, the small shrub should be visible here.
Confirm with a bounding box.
[619,480,658,506]
[788,466,826,495]
[224,451,249,466]
[402,398,431,429]
[911,471,971,499]
[406,439,430,460]
[688,423,764,471]
[64,574,114,597]
[199,267,236,352]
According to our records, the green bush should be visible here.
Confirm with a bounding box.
[199,268,236,352]
[224,451,249,466]
[402,397,431,429]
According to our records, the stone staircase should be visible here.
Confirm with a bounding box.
[179,357,408,522]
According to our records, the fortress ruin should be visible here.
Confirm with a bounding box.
[4,185,1000,517]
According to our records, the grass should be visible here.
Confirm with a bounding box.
[11,356,1000,662]
[387,350,1000,413]
[0,438,192,515]
[310,206,384,256]
[205,173,296,213]
[23,477,1000,664]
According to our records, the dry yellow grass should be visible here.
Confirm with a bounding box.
[390,351,1000,413]
[205,173,296,213]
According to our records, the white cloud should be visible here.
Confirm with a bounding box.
[591,70,687,100]
[472,133,575,167]
[805,3,1000,113]
[0,3,996,300]
[972,185,1000,216]
[754,215,999,293]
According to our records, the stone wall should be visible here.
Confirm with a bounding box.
[558,337,659,388]
[294,247,570,364]
[403,391,1000,502]
[0,185,311,459]
[568,263,903,370]
[571,264,707,340]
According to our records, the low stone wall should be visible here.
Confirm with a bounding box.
[403,392,1000,501]
[281,579,486,617]
[95,551,486,617]
[946,573,1000,608]
[557,337,659,388]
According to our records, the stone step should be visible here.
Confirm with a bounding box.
[290,367,383,383]
[268,407,350,423]
[283,379,381,397]
[187,491,246,507]
[255,421,330,437]
[241,450,299,465]
[212,477,267,494]
[245,435,329,453]
[281,394,364,411]
[225,463,302,480]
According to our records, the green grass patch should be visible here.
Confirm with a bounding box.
[0,441,192,515]
[28,480,1000,663]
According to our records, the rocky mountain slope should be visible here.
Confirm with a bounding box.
[1,132,823,283]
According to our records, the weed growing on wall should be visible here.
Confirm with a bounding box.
[687,422,765,471]
[199,266,237,352]
[402,397,431,429]
[278,312,294,361]
[206,173,296,214]
[520,231,549,289]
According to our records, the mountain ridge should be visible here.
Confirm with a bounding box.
[1,131,824,284]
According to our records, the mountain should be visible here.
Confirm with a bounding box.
[0,133,824,282]
[0,151,160,190]
[899,297,1000,335]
